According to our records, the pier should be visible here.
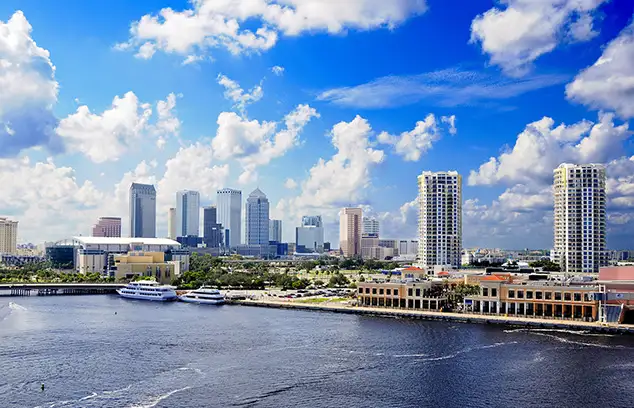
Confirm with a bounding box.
[0,283,125,297]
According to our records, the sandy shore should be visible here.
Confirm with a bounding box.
[233,298,634,334]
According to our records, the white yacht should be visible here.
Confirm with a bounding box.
[117,280,177,301]
[179,286,225,305]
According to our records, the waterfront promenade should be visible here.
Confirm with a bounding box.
[235,298,634,335]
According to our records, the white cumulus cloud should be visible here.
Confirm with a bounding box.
[566,19,634,119]
[217,74,263,117]
[0,156,105,240]
[377,113,456,161]
[271,65,284,76]
[284,178,298,189]
[211,104,319,183]
[57,92,180,163]
[470,0,607,75]
[116,0,426,61]
[468,113,631,186]
[275,115,385,232]
[0,11,62,157]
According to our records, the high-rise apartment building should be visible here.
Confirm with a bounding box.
[553,163,607,273]
[362,217,380,237]
[269,219,282,243]
[246,188,270,245]
[0,217,18,254]
[129,183,157,238]
[418,171,462,268]
[203,206,223,248]
[217,188,242,247]
[296,215,324,252]
[340,208,362,258]
[92,217,121,237]
[167,208,176,239]
[175,190,200,237]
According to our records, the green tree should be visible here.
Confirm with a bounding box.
[328,273,350,288]
[449,283,480,308]
[340,259,355,270]
[529,260,561,272]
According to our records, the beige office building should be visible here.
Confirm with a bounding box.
[0,217,18,254]
[553,163,607,273]
[167,208,176,239]
[340,207,362,257]
[418,171,462,268]
[113,251,180,284]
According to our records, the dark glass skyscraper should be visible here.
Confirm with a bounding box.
[203,206,223,248]
[129,183,156,238]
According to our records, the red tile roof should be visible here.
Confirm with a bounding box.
[480,275,507,281]
[402,266,422,271]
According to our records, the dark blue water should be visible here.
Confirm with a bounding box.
[1,296,633,408]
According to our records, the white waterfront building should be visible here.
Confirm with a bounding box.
[71,236,189,276]
[246,188,270,245]
[418,171,462,269]
[175,190,200,237]
[217,188,242,247]
[553,163,607,274]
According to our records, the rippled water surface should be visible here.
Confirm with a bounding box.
[1,296,634,408]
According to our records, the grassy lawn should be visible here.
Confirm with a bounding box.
[295,297,349,304]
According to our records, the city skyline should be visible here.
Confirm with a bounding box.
[2,2,634,248]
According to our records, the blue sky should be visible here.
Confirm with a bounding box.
[1,0,634,249]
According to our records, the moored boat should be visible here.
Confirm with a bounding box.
[116,280,177,301]
[179,286,225,305]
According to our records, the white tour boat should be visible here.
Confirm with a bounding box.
[117,280,178,301]
[179,286,225,305]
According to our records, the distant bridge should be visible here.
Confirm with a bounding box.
[0,283,125,297]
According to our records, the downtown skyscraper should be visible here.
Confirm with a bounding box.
[418,171,462,268]
[553,163,607,274]
[362,216,380,237]
[129,183,156,238]
[175,190,200,237]
[296,215,324,253]
[246,188,270,246]
[203,206,223,248]
[269,219,282,243]
[217,188,242,247]
[340,208,362,258]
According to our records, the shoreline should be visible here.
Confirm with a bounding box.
[234,299,634,335]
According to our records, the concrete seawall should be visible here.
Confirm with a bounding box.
[234,300,634,335]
